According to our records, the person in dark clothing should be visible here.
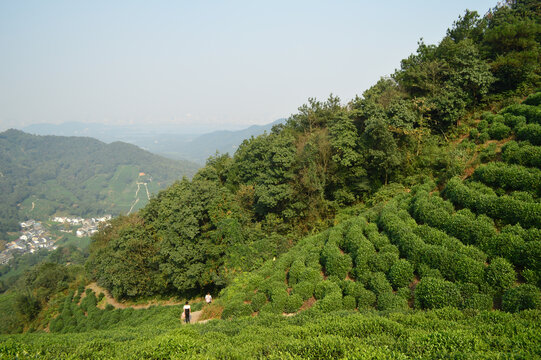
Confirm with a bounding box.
[183,301,191,323]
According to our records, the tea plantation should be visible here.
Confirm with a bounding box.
[2,95,541,359]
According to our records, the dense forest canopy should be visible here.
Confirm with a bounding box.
[0,130,199,238]
[86,0,541,300]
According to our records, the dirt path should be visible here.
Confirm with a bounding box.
[84,282,210,323]
[85,282,184,309]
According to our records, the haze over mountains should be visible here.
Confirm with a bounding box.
[22,119,285,164]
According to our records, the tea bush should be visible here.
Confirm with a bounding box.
[251,292,267,312]
[445,177,541,229]
[517,123,541,145]
[388,259,414,289]
[501,103,541,124]
[501,285,541,313]
[523,92,541,106]
[488,122,511,140]
[356,289,377,310]
[484,258,516,295]
[292,281,315,301]
[502,141,541,168]
[414,277,461,309]
[284,294,303,314]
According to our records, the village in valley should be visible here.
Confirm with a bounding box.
[0,215,111,265]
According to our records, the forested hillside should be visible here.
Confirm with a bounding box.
[0,130,199,238]
[1,1,540,358]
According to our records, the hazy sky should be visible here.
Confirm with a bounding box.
[0,1,498,133]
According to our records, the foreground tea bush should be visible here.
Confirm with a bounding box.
[1,309,540,359]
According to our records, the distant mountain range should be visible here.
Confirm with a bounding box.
[0,129,200,239]
[22,119,285,164]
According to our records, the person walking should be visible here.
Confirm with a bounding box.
[183,301,191,324]
[205,293,212,304]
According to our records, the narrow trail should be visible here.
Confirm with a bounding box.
[128,182,150,214]
[127,198,139,215]
[84,282,208,323]
[85,282,185,309]
[144,183,150,200]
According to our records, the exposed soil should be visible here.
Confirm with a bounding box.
[299,296,316,311]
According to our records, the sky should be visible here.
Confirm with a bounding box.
[0,0,499,133]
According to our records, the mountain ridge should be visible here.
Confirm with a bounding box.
[0,129,199,239]
[21,119,286,164]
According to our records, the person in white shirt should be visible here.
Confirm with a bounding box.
[205,293,212,304]
[183,301,191,323]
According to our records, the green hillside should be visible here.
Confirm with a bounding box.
[1,1,540,358]
[0,130,200,239]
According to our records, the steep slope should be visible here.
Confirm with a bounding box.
[217,92,541,318]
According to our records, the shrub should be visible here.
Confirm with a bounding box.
[377,292,408,311]
[501,285,541,313]
[522,269,540,287]
[484,258,516,295]
[260,280,287,299]
[455,257,484,285]
[519,241,541,272]
[445,176,541,229]
[469,128,479,140]
[414,277,462,309]
[478,131,490,143]
[259,302,283,315]
[464,293,493,311]
[388,259,414,289]
[523,92,541,106]
[482,233,524,265]
[414,225,487,262]
[397,287,412,301]
[473,162,541,193]
[298,267,322,284]
[504,113,527,129]
[288,260,305,286]
[368,252,396,273]
[418,265,443,280]
[343,281,364,299]
[517,124,541,145]
[342,295,356,310]
[315,291,342,313]
[356,289,376,310]
[269,289,288,313]
[251,292,267,312]
[292,281,316,301]
[502,141,541,168]
[478,120,489,132]
[368,272,392,296]
[501,103,541,124]
[314,281,340,300]
[221,301,253,319]
[343,219,365,254]
[326,253,353,280]
[284,294,304,313]
[488,122,511,140]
